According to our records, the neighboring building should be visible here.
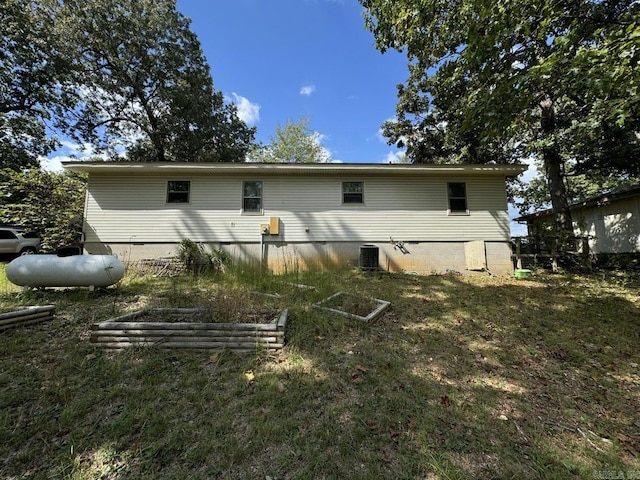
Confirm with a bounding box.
[514,185,640,255]
[62,162,526,275]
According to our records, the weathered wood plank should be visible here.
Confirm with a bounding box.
[92,329,284,338]
[0,316,54,331]
[0,305,55,321]
[0,311,53,327]
[276,308,288,328]
[91,308,287,351]
[92,335,281,344]
[94,321,279,331]
[94,311,145,326]
[92,341,284,349]
[103,347,282,354]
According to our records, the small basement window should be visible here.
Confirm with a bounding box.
[167,181,190,203]
[243,180,263,213]
[343,181,364,204]
[447,182,468,214]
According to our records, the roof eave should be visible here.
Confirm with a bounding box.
[62,161,528,176]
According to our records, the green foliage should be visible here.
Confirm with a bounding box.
[250,116,331,163]
[56,0,255,163]
[514,166,640,215]
[177,239,227,275]
[0,168,85,251]
[1,0,254,166]
[0,0,71,169]
[361,0,639,237]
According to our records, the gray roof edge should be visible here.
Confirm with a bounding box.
[62,161,528,176]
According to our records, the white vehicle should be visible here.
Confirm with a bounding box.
[0,227,41,255]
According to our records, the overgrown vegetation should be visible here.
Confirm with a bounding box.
[0,168,85,251]
[177,238,228,276]
[1,264,639,479]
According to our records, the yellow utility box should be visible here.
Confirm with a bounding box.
[269,217,280,235]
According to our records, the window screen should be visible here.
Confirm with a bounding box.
[447,182,467,213]
[243,181,262,213]
[167,181,190,203]
[342,181,363,204]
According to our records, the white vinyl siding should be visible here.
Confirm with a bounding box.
[573,196,640,254]
[83,174,511,243]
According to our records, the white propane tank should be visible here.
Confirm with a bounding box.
[6,254,126,288]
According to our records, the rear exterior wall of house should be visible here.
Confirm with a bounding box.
[81,172,516,275]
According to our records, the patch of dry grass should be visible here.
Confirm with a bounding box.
[1,264,639,479]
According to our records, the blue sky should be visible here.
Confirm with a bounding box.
[41,0,531,233]
[44,0,408,169]
[178,0,408,164]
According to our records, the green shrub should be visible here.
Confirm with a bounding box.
[177,239,227,276]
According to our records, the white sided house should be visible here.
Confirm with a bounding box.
[515,185,640,255]
[63,162,526,275]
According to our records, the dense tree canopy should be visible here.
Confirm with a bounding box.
[0,0,70,169]
[250,117,332,163]
[361,0,639,243]
[1,0,254,166]
[58,0,254,162]
[515,166,639,215]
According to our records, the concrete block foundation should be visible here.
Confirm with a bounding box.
[85,240,515,276]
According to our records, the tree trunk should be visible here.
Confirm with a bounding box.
[540,100,576,251]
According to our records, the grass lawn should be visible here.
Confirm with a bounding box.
[1,263,639,479]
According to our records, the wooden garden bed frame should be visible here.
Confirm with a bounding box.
[91,308,287,353]
[312,292,390,322]
[0,305,55,332]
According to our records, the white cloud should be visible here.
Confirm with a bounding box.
[40,155,69,173]
[40,141,107,172]
[382,151,408,164]
[230,93,260,125]
[519,155,539,184]
[299,85,316,96]
[310,132,335,163]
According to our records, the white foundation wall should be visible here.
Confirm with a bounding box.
[85,240,515,275]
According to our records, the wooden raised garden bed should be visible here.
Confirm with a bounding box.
[91,308,288,353]
[0,305,55,332]
[312,292,390,321]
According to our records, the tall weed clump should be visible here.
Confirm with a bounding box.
[177,239,228,276]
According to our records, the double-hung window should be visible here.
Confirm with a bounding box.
[243,181,263,213]
[447,182,468,214]
[166,181,190,203]
[342,181,364,204]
